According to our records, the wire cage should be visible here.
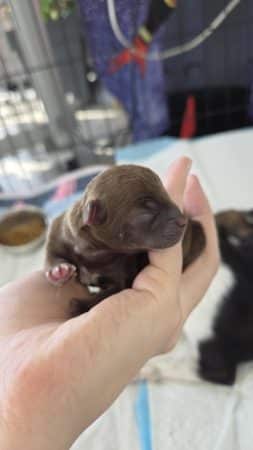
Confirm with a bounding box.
[0,0,129,195]
[0,0,252,194]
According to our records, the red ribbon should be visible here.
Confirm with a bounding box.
[108,36,149,77]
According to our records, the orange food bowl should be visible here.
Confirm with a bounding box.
[0,206,47,253]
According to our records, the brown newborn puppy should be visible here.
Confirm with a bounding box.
[45,165,205,315]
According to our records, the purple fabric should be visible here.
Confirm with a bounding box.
[78,0,170,141]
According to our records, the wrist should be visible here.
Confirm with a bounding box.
[0,430,70,450]
[0,409,71,450]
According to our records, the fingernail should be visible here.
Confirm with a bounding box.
[184,174,206,217]
[181,156,192,171]
[190,174,201,186]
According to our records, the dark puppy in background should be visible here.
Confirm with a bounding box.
[45,164,205,315]
[198,209,253,385]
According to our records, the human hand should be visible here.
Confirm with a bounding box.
[0,157,219,450]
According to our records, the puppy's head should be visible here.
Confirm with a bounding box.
[78,165,186,251]
[216,209,253,246]
[215,210,253,273]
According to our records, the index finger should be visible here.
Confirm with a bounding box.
[163,156,192,210]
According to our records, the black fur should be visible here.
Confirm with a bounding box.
[198,223,253,385]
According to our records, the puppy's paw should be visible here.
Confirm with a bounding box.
[46,263,77,286]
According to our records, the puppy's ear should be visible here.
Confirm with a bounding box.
[83,200,107,226]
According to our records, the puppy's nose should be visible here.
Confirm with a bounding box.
[175,214,187,228]
[167,206,187,228]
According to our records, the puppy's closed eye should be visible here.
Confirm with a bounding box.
[142,197,159,211]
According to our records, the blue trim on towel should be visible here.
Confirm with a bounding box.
[135,381,152,450]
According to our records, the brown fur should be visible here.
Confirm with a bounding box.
[45,165,206,315]
[216,209,253,239]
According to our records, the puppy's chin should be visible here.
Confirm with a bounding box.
[153,234,183,249]
[160,228,185,248]
[139,231,184,251]
[124,224,185,251]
